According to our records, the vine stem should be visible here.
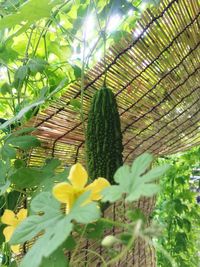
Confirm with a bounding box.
[103,0,109,87]
[0,96,28,100]
[69,225,87,265]
[71,217,134,267]
[52,16,83,43]
[79,3,92,170]
[99,217,128,228]
[92,0,111,87]
[103,30,107,87]
[33,0,70,57]
[25,26,34,62]
[6,68,15,113]
[80,30,87,138]
[23,26,35,95]
[106,220,142,266]
[43,35,48,61]
[73,248,107,267]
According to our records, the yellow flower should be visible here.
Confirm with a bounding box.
[53,163,110,213]
[1,209,27,254]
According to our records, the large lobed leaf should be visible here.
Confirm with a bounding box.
[10,158,65,190]
[10,191,100,267]
[102,153,170,203]
[0,0,63,31]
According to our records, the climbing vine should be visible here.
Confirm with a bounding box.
[154,148,200,267]
[0,0,159,127]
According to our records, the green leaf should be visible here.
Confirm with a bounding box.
[10,167,42,188]
[7,135,41,150]
[141,164,170,183]
[110,30,129,43]
[7,191,21,210]
[10,192,72,267]
[0,180,10,195]
[0,83,11,95]
[72,65,81,79]
[14,159,26,169]
[19,217,72,267]
[102,185,123,203]
[63,235,76,251]
[173,199,188,214]
[43,158,61,172]
[102,153,169,203]
[41,170,69,192]
[131,153,153,178]
[10,191,101,267]
[9,261,18,267]
[39,160,67,192]
[69,192,101,224]
[175,232,187,252]
[114,165,132,192]
[0,160,7,182]
[85,221,111,240]
[12,127,36,135]
[1,144,16,159]
[28,58,48,75]
[0,224,6,245]
[0,0,62,32]
[182,218,191,232]
[10,159,65,190]
[40,247,69,267]
[14,65,28,81]
[0,40,18,63]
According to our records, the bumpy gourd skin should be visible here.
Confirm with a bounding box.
[86,87,123,184]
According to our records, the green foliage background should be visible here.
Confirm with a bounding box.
[154,148,200,267]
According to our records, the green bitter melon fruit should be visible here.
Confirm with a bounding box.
[86,87,123,184]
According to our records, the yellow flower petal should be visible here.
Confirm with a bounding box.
[53,182,74,204]
[68,163,88,189]
[1,210,18,226]
[65,193,75,214]
[17,209,27,222]
[11,244,21,254]
[3,226,15,242]
[85,178,110,201]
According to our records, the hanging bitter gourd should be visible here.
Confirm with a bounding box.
[86,87,123,184]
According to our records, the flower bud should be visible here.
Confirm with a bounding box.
[101,235,118,247]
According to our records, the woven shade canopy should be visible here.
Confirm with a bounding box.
[28,0,200,168]
[20,1,200,266]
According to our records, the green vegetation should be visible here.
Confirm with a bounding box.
[154,148,200,267]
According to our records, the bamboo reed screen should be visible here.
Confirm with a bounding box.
[28,0,200,169]
[25,0,200,265]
